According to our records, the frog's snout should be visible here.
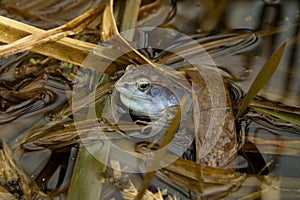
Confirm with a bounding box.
[115,82,129,93]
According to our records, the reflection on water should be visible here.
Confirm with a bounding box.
[0,0,299,199]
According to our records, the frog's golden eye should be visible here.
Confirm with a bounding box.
[137,79,151,92]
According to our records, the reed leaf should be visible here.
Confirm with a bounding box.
[0,4,106,58]
[235,40,288,119]
[251,106,300,126]
[67,2,118,199]
[120,0,141,40]
[67,143,109,200]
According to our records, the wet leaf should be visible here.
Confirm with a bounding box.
[165,157,245,185]
[250,100,300,115]
[100,0,149,65]
[0,4,106,58]
[235,40,288,119]
[100,0,180,79]
[113,0,126,30]
[101,0,119,41]
[67,143,109,200]
[0,16,124,68]
[67,3,118,199]
[251,106,300,126]
[0,141,41,199]
[158,157,245,199]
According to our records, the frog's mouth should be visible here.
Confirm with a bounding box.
[114,91,163,123]
[118,91,153,107]
[117,90,166,117]
[118,91,150,101]
[115,85,153,102]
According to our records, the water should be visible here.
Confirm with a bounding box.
[0,0,299,199]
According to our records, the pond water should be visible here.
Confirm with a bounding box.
[0,0,299,199]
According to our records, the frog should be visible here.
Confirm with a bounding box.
[111,64,239,169]
[111,64,195,157]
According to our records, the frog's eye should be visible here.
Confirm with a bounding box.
[137,79,151,92]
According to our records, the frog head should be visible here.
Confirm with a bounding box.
[114,64,182,118]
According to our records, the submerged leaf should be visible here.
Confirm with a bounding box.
[67,143,109,200]
[251,106,300,126]
[235,40,288,119]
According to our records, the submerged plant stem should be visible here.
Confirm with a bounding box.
[67,143,109,200]
[120,0,141,40]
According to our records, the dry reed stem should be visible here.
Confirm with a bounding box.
[0,4,106,58]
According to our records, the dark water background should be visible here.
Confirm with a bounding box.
[0,0,300,199]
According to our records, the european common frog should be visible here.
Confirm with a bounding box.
[112,64,194,157]
[112,64,238,168]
